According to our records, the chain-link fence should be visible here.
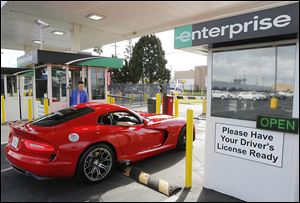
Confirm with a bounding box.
[108,83,170,107]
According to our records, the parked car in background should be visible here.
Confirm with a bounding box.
[267,92,289,100]
[170,87,182,95]
[212,90,230,99]
[228,91,238,99]
[236,91,266,101]
[278,91,293,98]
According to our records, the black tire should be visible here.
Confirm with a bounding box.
[76,143,116,184]
[176,126,186,150]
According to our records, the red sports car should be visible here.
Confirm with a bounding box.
[5,102,194,183]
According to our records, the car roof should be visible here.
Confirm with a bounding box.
[75,102,129,114]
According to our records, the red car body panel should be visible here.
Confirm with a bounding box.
[5,102,188,178]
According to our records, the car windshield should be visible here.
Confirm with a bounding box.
[31,107,95,126]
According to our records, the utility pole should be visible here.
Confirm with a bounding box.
[111,42,120,58]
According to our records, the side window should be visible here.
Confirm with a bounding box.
[111,111,142,126]
[98,114,112,125]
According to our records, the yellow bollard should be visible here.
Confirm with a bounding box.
[111,97,115,104]
[44,98,49,115]
[156,93,161,114]
[174,98,179,118]
[144,93,149,103]
[28,98,33,121]
[202,98,206,114]
[1,96,5,124]
[270,97,279,109]
[29,89,32,96]
[185,109,193,188]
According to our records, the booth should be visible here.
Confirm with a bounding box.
[2,50,123,121]
[174,3,298,202]
[1,67,28,122]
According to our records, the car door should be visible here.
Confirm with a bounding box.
[111,111,165,156]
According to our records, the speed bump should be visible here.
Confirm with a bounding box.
[122,166,181,196]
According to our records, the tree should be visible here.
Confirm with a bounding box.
[109,40,132,84]
[129,34,170,84]
[109,59,130,84]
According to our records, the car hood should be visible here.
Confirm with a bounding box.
[137,112,173,122]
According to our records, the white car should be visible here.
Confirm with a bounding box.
[236,91,266,101]
[170,87,182,95]
[212,90,230,99]
[278,91,293,98]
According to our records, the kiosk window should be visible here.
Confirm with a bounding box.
[91,68,105,100]
[22,75,33,96]
[35,68,48,99]
[211,45,295,121]
[6,76,17,97]
[52,67,67,102]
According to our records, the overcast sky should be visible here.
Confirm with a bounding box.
[212,45,296,87]
[1,29,207,78]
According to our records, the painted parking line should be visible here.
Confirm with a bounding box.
[1,167,12,173]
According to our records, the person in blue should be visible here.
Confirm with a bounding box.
[70,81,88,106]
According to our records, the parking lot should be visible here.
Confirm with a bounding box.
[1,104,242,202]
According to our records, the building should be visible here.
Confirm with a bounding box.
[173,69,194,90]
[173,66,207,91]
[194,66,207,91]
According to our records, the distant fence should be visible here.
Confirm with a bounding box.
[108,83,170,106]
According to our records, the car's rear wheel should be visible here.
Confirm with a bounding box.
[76,143,115,184]
[176,126,186,150]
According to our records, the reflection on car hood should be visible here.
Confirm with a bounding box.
[138,112,173,122]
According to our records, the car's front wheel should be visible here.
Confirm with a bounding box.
[176,126,186,150]
[76,143,115,184]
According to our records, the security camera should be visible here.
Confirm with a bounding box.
[35,20,50,28]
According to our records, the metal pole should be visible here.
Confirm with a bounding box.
[274,47,278,92]
[28,98,32,121]
[270,47,279,109]
[174,98,178,118]
[44,98,49,115]
[18,77,22,120]
[40,27,42,50]
[1,96,5,123]
[156,93,161,114]
[185,109,193,188]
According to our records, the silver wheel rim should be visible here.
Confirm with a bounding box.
[83,147,112,182]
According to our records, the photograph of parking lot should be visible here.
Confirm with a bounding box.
[211,45,295,121]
